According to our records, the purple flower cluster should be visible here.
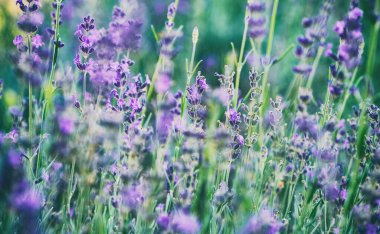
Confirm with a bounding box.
[4,0,380,233]
[293,0,335,76]
[12,0,51,87]
[333,6,364,70]
[156,207,201,234]
[326,3,363,97]
[156,91,182,143]
[242,208,284,234]
[155,2,183,94]
[247,1,266,40]
[186,73,208,124]
[74,16,96,71]
[16,0,43,33]
[108,7,143,52]
[47,0,64,40]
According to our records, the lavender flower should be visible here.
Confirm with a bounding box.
[121,183,145,210]
[13,35,27,52]
[156,92,181,143]
[155,71,173,94]
[334,7,364,70]
[186,73,208,124]
[228,109,240,126]
[242,209,284,234]
[294,114,319,139]
[247,1,267,40]
[58,116,75,135]
[293,0,335,76]
[4,1,380,233]
[17,12,44,33]
[171,212,201,234]
[74,16,96,71]
[108,7,143,52]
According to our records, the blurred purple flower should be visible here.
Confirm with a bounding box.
[323,183,339,201]
[58,116,75,135]
[8,149,22,167]
[171,212,200,234]
[121,183,145,210]
[294,114,319,139]
[12,187,43,214]
[17,12,44,33]
[335,6,364,70]
[228,109,241,127]
[13,35,24,48]
[31,34,44,49]
[155,72,172,94]
[242,209,284,234]
[157,213,170,229]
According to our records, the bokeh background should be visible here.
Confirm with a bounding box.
[0,0,379,130]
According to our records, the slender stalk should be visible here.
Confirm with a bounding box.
[258,0,279,146]
[83,71,87,107]
[306,46,324,89]
[339,100,367,233]
[365,19,380,97]
[233,7,249,108]
[337,68,358,120]
[25,32,35,179]
[324,199,328,234]
[265,0,278,59]
[320,88,331,126]
[146,55,162,102]
[320,68,332,127]
[28,82,33,153]
[298,180,318,229]
[41,0,61,121]
[283,173,299,218]
[146,0,180,103]
[181,27,199,119]
[172,27,200,160]
[189,26,199,78]
[27,34,33,144]
[36,1,62,176]
[50,1,61,85]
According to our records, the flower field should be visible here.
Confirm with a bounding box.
[1,0,380,233]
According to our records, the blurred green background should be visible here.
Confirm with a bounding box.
[0,0,379,131]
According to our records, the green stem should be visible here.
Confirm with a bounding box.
[283,173,299,219]
[146,55,162,103]
[233,7,249,108]
[258,0,279,146]
[29,83,33,143]
[27,35,33,143]
[306,46,324,89]
[365,20,380,98]
[265,0,279,59]
[26,33,35,178]
[36,1,62,176]
[146,0,180,103]
[49,0,61,86]
[181,27,199,120]
[324,199,328,233]
[42,0,61,120]
[339,101,368,233]
[337,69,358,120]
[298,180,317,229]
[320,68,332,127]
[83,71,87,107]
